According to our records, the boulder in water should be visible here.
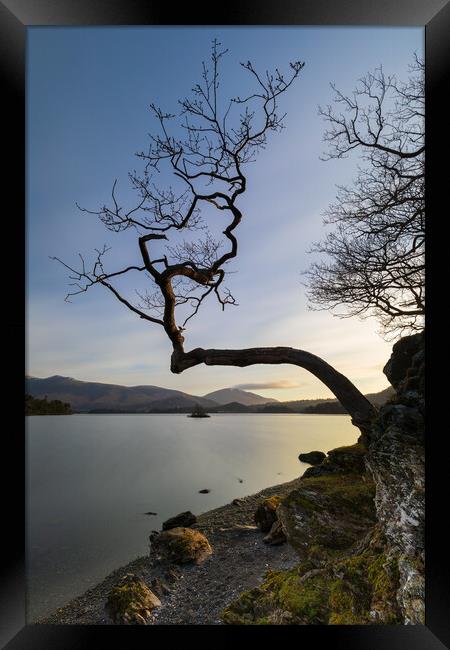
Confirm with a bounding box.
[162,511,197,530]
[298,451,326,465]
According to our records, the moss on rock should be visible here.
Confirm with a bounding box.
[105,574,161,624]
[222,455,403,626]
[221,527,402,625]
[327,442,367,473]
[222,563,330,625]
[302,442,367,478]
[278,471,376,555]
[150,527,212,564]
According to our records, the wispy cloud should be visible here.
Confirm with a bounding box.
[233,380,301,390]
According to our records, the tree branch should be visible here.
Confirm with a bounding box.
[171,346,377,432]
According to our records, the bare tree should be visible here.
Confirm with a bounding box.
[53,41,376,433]
[305,55,424,339]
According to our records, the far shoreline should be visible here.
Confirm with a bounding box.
[27,412,351,416]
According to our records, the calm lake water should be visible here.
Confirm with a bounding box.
[26,413,357,621]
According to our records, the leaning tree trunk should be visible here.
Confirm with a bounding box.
[171,346,377,436]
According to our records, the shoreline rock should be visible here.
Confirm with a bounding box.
[105,574,161,625]
[150,527,212,565]
[298,450,326,465]
[162,511,197,531]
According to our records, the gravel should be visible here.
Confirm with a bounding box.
[37,476,303,626]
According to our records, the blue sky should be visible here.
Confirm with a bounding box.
[27,26,423,400]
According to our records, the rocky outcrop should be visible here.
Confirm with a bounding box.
[162,511,197,530]
[105,574,161,624]
[298,450,326,465]
[382,332,423,392]
[278,468,376,555]
[150,527,212,564]
[366,330,425,624]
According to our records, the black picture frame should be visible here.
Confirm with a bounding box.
[2,0,449,647]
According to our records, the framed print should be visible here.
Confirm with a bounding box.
[2,0,449,647]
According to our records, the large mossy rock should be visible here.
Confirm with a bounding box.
[150,527,212,564]
[254,495,283,532]
[105,574,161,625]
[162,511,197,531]
[278,471,376,555]
[302,442,367,478]
[327,443,367,473]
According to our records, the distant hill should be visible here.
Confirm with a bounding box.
[203,388,277,406]
[25,375,395,414]
[300,401,348,414]
[272,398,332,412]
[25,376,217,413]
[215,401,258,413]
[259,404,295,413]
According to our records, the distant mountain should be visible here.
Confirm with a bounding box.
[25,375,394,414]
[25,376,217,413]
[203,388,277,406]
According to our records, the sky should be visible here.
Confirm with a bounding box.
[27,26,423,401]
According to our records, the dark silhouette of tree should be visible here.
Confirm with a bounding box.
[305,55,424,339]
[25,394,72,415]
[53,41,376,434]
[189,403,210,418]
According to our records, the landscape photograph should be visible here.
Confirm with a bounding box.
[26,25,425,626]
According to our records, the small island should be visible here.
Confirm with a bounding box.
[188,404,210,418]
[25,394,72,415]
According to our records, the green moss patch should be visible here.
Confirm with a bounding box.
[105,574,161,624]
[221,529,402,625]
[222,463,401,626]
[278,471,376,555]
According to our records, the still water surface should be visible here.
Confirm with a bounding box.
[27,413,357,620]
